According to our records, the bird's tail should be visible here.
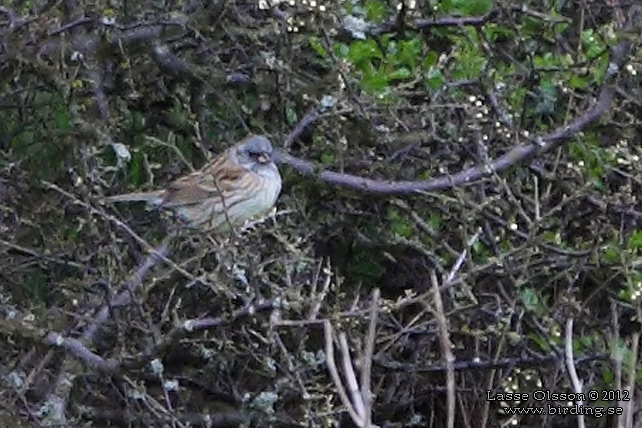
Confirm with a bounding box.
[103,191,164,206]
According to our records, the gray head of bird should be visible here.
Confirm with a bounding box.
[235,135,276,172]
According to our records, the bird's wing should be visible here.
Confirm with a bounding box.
[161,153,250,208]
[161,174,212,207]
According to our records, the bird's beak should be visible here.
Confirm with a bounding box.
[257,152,270,163]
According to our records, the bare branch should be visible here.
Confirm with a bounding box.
[36,20,187,59]
[324,321,365,427]
[428,272,455,428]
[45,333,119,373]
[564,318,585,428]
[374,353,607,372]
[82,244,169,343]
[360,289,379,428]
[121,300,278,370]
[275,36,632,194]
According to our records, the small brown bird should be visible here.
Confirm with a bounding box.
[104,135,282,232]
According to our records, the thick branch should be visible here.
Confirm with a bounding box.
[35,20,187,59]
[276,37,632,195]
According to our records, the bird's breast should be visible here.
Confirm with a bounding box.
[202,167,281,231]
[249,167,282,216]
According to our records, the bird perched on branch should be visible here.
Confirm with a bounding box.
[104,135,282,232]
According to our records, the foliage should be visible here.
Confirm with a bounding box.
[0,0,641,427]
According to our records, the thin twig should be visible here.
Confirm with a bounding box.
[0,238,95,273]
[564,318,585,428]
[429,271,455,428]
[83,244,169,343]
[338,333,365,418]
[445,230,481,285]
[42,181,203,285]
[625,331,639,428]
[324,321,364,427]
[360,289,379,428]
[309,259,332,321]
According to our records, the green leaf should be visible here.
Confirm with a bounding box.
[528,332,551,352]
[55,108,70,132]
[568,74,589,89]
[309,36,327,58]
[391,222,411,238]
[533,52,560,68]
[484,24,515,41]
[387,208,412,238]
[365,0,387,22]
[534,78,558,115]
[286,106,298,125]
[452,0,491,16]
[592,178,604,190]
[348,39,383,68]
[422,51,438,68]
[387,207,401,220]
[588,166,604,188]
[320,153,335,165]
[472,241,484,254]
[521,17,545,37]
[128,151,142,187]
[520,287,540,312]
[600,245,620,263]
[388,67,412,81]
[542,230,560,245]
[332,42,350,58]
[64,225,79,241]
[361,71,388,93]
[439,0,454,13]
[592,54,609,83]
[628,231,642,251]
[427,213,441,231]
[397,38,421,70]
[581,29,605,59]
[453,39,486,79]
[425,68,444,91]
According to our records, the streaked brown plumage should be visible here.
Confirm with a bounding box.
[104,135,282,232]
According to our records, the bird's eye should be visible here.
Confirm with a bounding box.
[255,152,269,163]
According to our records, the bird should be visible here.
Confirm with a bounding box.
[103,135,282,232]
